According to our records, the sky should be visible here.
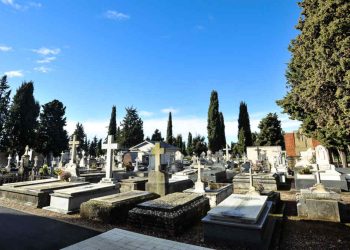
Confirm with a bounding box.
[0,0,301,143]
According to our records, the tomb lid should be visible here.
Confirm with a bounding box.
[90,191,155,205]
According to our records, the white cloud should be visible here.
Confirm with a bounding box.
[32,47,60,56]
[161,108,179,114]
[1,0,22,10]
[0,45,12,52]
[66,120,109,140]
[104,10,130,21]
[34,66,51,73]
[4,70,23,78]
[36,56,56,64]
[139,111,154,117]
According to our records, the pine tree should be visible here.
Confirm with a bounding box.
[257,113,285,148]
[238,101,252,151]
[277,0,350,166]
[207,90,221,152]
[151,129,163,141]
[120,106,144,148]
[36,100,69,157]
[176,134,183,151]
[166,112,173,145]
[5,82,40,155]
[89,136,98,157]
[187,132,193,156]
[0,75,11,150]
[108,106,117,140]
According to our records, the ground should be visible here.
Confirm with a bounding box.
[0,190,350,249]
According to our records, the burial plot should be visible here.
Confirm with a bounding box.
[0,181,89,208]
[43,183,118,214]
[128,192,210,236]
[119,176,148,192]
[80,190,159,223]
[233,173,278,193]
[202,194,274,249]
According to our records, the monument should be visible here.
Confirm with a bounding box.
[146,143,169,196]
[64,135,80,178]
[100,135,119,185]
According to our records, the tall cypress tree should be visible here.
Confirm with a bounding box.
[187,132,193,156]
[36,100,69,157]
[108,106,117,140]
[166,112,173,145]
[238,101,252,151]
[207,90,221,152]
[5,81,40,155]
[0,75,11,150]
[219,112,226,148]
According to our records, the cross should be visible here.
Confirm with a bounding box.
[197,159,202,183]
[102,135,119,179]
[314,164,322,185]
[24,145,30,155]
[151,142,165,172]
[69,135,80,164]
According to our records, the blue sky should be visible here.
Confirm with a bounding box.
[0,0,301,142]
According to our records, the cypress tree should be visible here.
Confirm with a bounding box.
[5,81,40,155]
[238,101,253,151]
[0,75,11,150]
[176,134,183,151]
[219,112,226,148]
[151,129,163,141]
[36,100,69,157]
[187,132,193,156]
[166,112,173,145]
[108,106,117,140]
[207,90,221,152]
[96,138,102,156]
[236,128,246,156]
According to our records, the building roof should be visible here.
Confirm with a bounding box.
[129,140,179,152]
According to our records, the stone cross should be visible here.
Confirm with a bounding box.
[224,144,230,161]
[24,145,30,156]
[151,142,165,172]
[6,155,12,172]
[255,146,262,161]
[102,135,119,179]
[69,135,80,164]
[194,158,205,193]
[34,156,39,168]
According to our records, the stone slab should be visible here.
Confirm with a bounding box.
[208,194,268,224]
[202,202,274,249]
[63,228,212,250]
[44,183,118,214]
[80,191,159,223]
[233,173,278,193]
[120,177,148,192]
[2,178,59,188]
[0,181,89,208]
[128,192,210,235]
[295,173,347,191]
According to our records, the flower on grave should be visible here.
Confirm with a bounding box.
[60,171,71,182]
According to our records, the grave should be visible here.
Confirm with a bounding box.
[64,135,81,179]
[2,178,58,188]
[100,135,119,184]
[0,180,89,208]
[43,183,118,214]
[80,191,159,223]
[119,176,148,192]
[233,173,278,193]
[128,192,210,236]
[146,143,169,196]
[170,169,197,182]
[297,165,342,222]
[202,194,274,249]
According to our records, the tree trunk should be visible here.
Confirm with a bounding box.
[337,148,348,168]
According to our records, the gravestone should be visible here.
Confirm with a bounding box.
[146,143,169,196]
[64,135,80,178]
[194,160,205,193]
[5,155,12,172]
[100,135,119,184]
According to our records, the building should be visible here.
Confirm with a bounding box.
[284,131,320,158]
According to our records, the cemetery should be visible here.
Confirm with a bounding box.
[1,1,350,249]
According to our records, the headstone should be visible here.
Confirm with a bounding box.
[100,135,119,184]
[59,151,65,168]
[175,151,184,161]
[64,135,80,178]
[224,144,230,161]
[5,155,12,172]
[194,160,205,193]
[146,143,169,196]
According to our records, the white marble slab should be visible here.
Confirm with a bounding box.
[208,194,267,224]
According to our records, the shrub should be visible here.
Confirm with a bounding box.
[299,167,312,175]
[60,171,71,181]
[39,164,49,176]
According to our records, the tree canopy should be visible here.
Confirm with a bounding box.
[120,106,144,148]
[257,113,285,148]
[207,90,222,152]
[108,106,117,140]
[166,112,173,145]
[238,101,252,150]
[151,129,163,141]
[0,75,11,151]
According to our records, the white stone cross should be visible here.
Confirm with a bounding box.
[102,135,119,179]
[151,142,165,172]
[69,135,80,164]
[194,158,205,193]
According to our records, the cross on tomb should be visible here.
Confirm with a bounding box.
[102,135,119,179]
[152,142,165,172]
[24,145,30,156]
[69,135,80,164]
[224,144,230,161]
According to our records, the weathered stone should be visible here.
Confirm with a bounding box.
[80,191,159,223]
[120,177,148,192]
[233,173,278,193]
[128,192,210,236]
[0,181,89,208]
[146,170,169,196]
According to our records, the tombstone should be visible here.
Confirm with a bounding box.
[79,151,87,168]
[19,146,30,175]
[116,151,123,169]
[315,145,331,170]
[175,151,184,162]
[59,151,65,168]
[224,144,230,162]
[123,153,133,171]
[100,135,119,184]
[5,155,12,172]
[64,135,80,178]
[191,155,198,165]
[193,160,205,193]
[15,153,19,169]
[146,143,169,196]
[134,157,140,172]
[33,155,39,175]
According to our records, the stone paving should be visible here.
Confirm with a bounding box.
[63,228,212,250]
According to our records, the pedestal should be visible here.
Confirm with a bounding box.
[146,170,169,196]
